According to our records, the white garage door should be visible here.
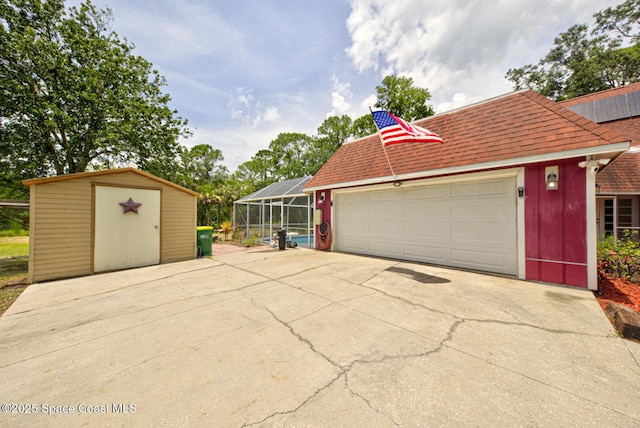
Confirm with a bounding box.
[334,176,517,275]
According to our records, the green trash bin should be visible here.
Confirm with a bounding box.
[196,226,214,257]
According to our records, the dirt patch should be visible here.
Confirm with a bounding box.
[0,255,29,316]
[0,284,28,315]
[0,236,28,244]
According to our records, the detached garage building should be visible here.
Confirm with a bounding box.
[305,90,630,290]
[23,168,199,283]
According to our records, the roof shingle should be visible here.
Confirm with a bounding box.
[306,90,628,189]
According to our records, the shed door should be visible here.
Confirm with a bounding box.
[334,176,517,275]
[94,186,160,273]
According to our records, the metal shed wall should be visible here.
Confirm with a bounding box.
[24,169,198,283]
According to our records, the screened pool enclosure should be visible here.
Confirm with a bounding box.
[233,176,314,248]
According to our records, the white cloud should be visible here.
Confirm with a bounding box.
[66,0,625,174]
[436,93,484,114]
[228,88,279,129]
[360,94,378,111]
[328,75,353,117]
[346,0,623,108]
[262,106,279,122]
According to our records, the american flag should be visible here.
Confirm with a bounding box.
[372,110,443,146]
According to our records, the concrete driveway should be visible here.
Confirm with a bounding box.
[1,248,639,427]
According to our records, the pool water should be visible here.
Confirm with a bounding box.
[289,235,314,245]
[264,235,314,246]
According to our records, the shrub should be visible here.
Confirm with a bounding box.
[242,236,263,247]
[598,230,640,283]
[220,220,233,241]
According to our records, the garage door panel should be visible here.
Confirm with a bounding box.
[451,179,510,198]
[451,247,511,271]
[451,200,513,221]
[368,240,401,256]
[404,203,446,219]
[343,192,368,203]
[404,244,446,261]
[367,221,401,235]
[451,223,515,245]
[404,185,445,200]
[369,190,402,202]
[339,239,369,253]
[369,205,402,221]
[341,204,367,222]
[404,224,446,240]
[335,176,517,276]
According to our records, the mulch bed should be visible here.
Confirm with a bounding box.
[595,274,640,313]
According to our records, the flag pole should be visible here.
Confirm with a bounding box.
[370,107,396,179]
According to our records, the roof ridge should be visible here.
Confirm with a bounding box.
[22,167,200,196]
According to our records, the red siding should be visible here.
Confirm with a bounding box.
[525,159,588,287]
[315,190,332,250]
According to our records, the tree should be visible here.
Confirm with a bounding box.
[351,114,377,138]
[506,0,640,100]
[235,149,278,191]
[231,74,438,206]
[0,0,189,182]
[594,0,640,43]
[197,183,221,226]
[182,144,227,188]
[268,132,315,180]
[316,115,353,150]
[298,115,353,175]
[374,75,435,121]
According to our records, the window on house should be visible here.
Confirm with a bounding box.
[618,199,633,229]
[604,199,614,237]
[616,197,640,240]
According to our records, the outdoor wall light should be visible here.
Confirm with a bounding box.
[318,191,325,203]
[545,166,559,191]
[393,181,402,188]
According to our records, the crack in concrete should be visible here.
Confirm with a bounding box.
[360,281,610,338]
[343,373,402,427]
[624,341,640,370]
[0,284,270,369]
[241,372,344,427]
[4,262,228,316]
[10,255,639,424]
[241,291,465,427]
[349,272,640,424]
[343,319,465,372]
[287,291,378,324]
[244,295,340,370]
[241,292,348,427]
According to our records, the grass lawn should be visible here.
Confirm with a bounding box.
[0,236,29,316]
[0,236,29,258]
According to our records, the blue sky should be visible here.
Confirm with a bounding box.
[69,0,621,171]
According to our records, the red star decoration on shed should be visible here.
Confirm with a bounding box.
[119,198,142,214]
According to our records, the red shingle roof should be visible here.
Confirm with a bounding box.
[597,149,640,193]
[306,90,628,189]
[593,116,640,193]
